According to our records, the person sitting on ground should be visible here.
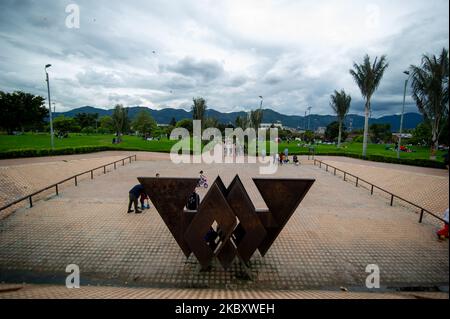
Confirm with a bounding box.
[293,155,300,166]
[128,184,144,214]
[437,208,449,240]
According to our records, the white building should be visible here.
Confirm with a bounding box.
[260,121,283,129]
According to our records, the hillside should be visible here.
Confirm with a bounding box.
[54,106,424,131]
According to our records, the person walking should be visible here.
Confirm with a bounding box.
[128,184,144,214]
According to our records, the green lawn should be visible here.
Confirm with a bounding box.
[0,133,176,152]
[273,141,446,161]
[0,133,446,164]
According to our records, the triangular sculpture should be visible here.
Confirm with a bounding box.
[138,176,315,269]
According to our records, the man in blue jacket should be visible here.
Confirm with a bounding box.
[128,184,144,214]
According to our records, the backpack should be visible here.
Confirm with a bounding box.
[186,192,200,210]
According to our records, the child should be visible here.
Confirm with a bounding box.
[437,208,449,240]
[140,192,151,210]
[198,170,208,188]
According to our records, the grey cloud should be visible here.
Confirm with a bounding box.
[166,57,224,81]
[0,0,448,117]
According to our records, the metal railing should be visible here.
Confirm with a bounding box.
[0,154,137,212]
[313,159,445,224]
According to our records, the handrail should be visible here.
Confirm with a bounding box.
[313,159,445,224]
[0,154,137,212]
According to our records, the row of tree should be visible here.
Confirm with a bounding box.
[0,91,48,134]
[329,48,448,159]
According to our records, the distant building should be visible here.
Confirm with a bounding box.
[157,124,169,128]
[315,127,326,135]
[260,121,283,129]
[392,133,413,140]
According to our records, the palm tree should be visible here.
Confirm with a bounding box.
[191,97,207,129]
[235,115,250,130]
[349,54,389,157]
[410,48,449,159]
[250,108,263,129]
[330,90,351,147]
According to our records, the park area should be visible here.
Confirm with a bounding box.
[0,133,447,166]
[0,151,448,299]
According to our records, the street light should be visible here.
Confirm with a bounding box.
[45,64,54,150]
[307,106,312,131]
[397,70,410,159]
[259,96,263,109]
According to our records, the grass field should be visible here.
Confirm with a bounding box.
[0,133,446,163]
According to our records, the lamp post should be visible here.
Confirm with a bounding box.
[304,110,307,130]
[307,106,312,131]
[45,64,54,150]
[259,95,263,109]
[397,70,410,159]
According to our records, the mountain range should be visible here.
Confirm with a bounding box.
[54,106,424,132]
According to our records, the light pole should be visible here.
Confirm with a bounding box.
[304,110,307,130]
[397,70,410,159]
[307,106,312,131]
[45,64,54,150]
[259,95,263,109]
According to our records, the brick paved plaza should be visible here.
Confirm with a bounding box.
[0,152,448,298]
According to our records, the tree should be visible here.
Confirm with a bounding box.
[302,130,315,143]
[410,121,432,146]
[170,117,177,127]
[369,123,392,144]
[132,110,157,137]
[0,91,48,134]
[350,54,389,157]
[250,108,263,129]
[235,115,250,130]
[53,115,80,137]
[325,121,348,143]
[410,48,449,159]
[99,115,114,133]
[74,112,99,130]
[191,97,207,129]
[176,118,193,133]
[411,119,449,146]
[330,90,351,147]
[204,117,219,129]
[112,104,129,140]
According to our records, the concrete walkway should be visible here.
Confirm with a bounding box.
[0,158,447,294]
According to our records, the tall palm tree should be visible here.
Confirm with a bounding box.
[330,89,351,147]
[410,48,449,159]
[191,97,207,129]
[350,54,389,157]
[250,107,263,129]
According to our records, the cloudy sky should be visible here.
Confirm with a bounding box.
[0,0,448,116]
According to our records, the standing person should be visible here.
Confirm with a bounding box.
[261,149,266,161]
[128,184,144,214]
[437,208,449,240]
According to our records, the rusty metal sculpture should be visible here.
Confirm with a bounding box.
[138,175,314,270]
